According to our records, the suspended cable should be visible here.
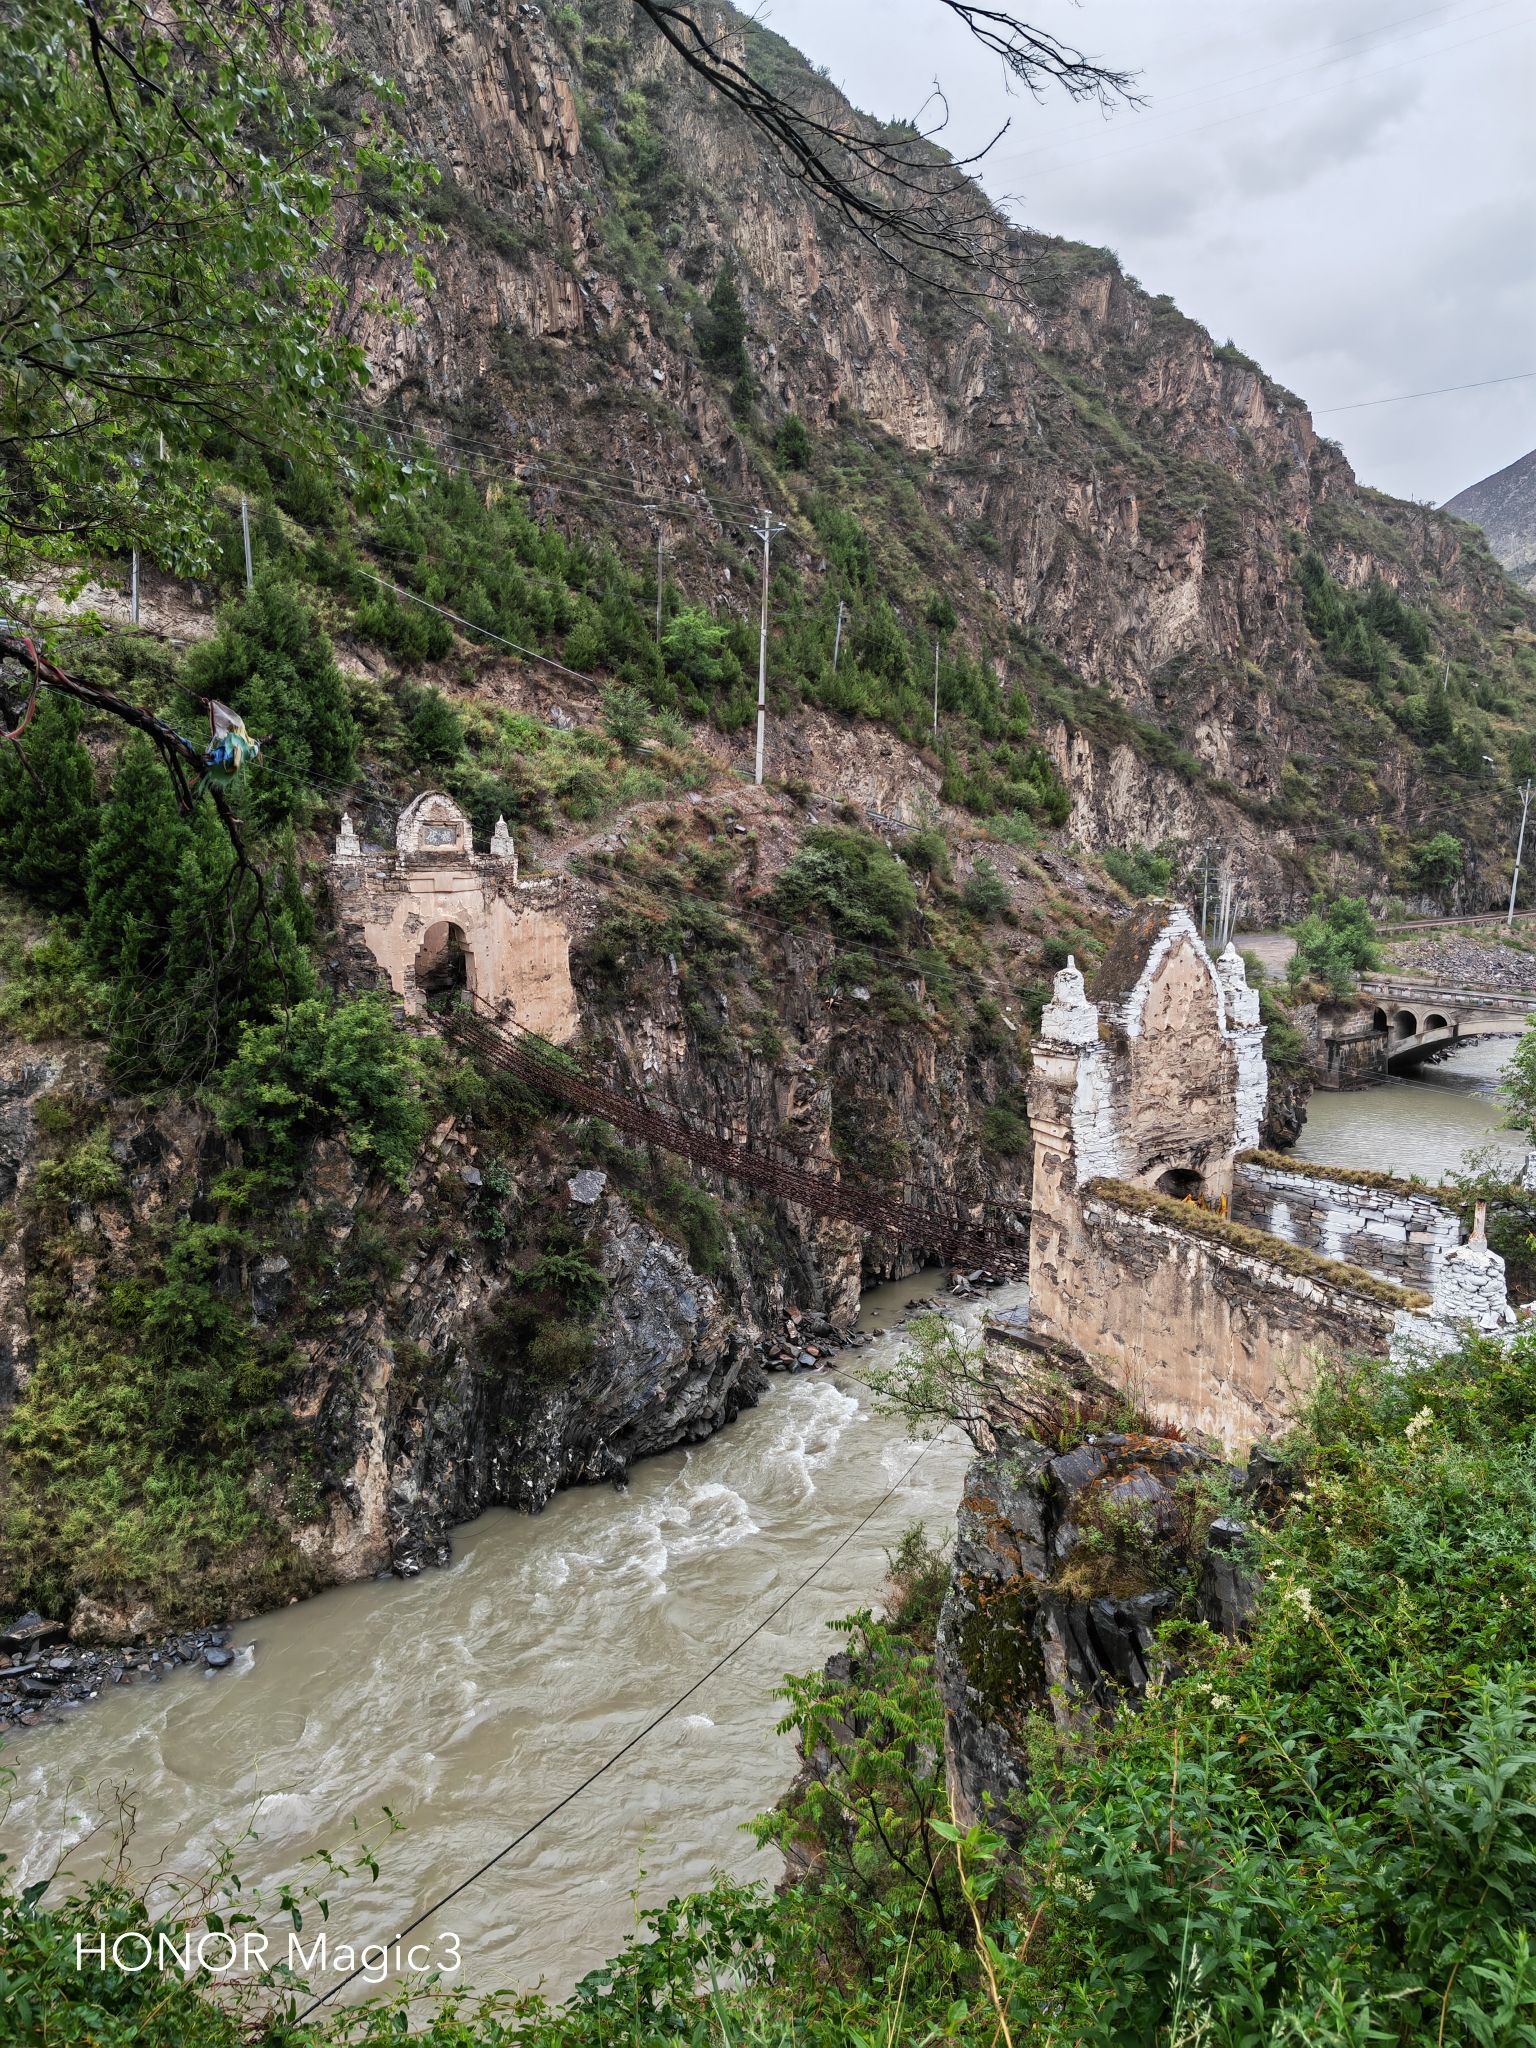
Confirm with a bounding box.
[348,567,610,686]
[1315,369,1536,415]
[347,403,768,521]
[295,1423,950,2019]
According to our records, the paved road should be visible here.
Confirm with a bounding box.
[1234,930,1295,980]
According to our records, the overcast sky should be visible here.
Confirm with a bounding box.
[759,0,1535,507]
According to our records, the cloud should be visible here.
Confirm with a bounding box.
[757,0,1536,501]
[1218,75,1420,197]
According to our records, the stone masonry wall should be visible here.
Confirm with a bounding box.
[1232,1159,1459,1291]
[1027,1185,1407,1450]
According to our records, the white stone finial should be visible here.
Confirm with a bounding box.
[490,815,518,883]
[334,811,361,861]
[1040,953,1101,1047]
[1216,941,1261,1027]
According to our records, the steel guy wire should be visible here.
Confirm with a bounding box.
[294,1422,953,2018]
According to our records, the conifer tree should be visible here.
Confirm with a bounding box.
[0,694,96,908]
[182,578,356,825]
[84,737,189,981]
[698,263,749,378]
[146,806,313,1080]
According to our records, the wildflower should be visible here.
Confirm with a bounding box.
[1209,1692,1233,1710]
[1283,1584,1315,1620]
[1404,1405,1435,1441]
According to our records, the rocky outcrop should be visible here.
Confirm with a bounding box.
[1262,1066,1308,1148]
[936,1432,1254,1835]
[1444,447,1536,592]
[326,0,1536,917]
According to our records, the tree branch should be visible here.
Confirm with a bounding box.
[628,0,1138,290]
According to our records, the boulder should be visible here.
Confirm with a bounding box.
[69,1595,159,1646]
[938,1431,1239,1835]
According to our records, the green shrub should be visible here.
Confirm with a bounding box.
[1101,842,1173,896]
[600,683,650,751]
[774,825,919,945]
[697,261,749,376]
[26,1125,121,1208]
[399,681,466,766]
[982,1099,1031,1157]
[95,794,315,1085]
[0,693,96,909]
[776,412,812,467]
[899,826,950,879]
[662,605,745,711]
[0,921,106,1040]
[1,1216,294,1622]
[1258,985,1310,1076]
[1032,1334,1536,2043]
[182,576,356,826]
[1407,828,1463,894]
[211,995,428,1190]
[522,1246,607,1314]
[962,856,1010,921]
[1287,893,1382,998]
[652,1171,728,1274]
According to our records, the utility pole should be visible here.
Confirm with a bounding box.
[130,549,139,626]
[240,493,254,591]
[750,507,786,786]
[654,524,667,645]
[832,597,844,674]
[1509,780,1533,927]
[932,636,941,735]
[1442,654,1451,694]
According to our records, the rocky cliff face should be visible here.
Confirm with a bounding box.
[0,748,1063,1633]
[936,1431,1256,1834]
[1445,448,1536,592]
[328,0,1536,917]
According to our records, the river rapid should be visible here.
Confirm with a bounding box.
[2,1270,984,2005]
[5,1043,1523,2008]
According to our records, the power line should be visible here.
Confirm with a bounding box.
[1316,368,1536,415]
[295,1423,949,2018]
[349,567,608,687]
[348,404,769,522]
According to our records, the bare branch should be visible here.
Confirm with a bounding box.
[628,0,1139,290]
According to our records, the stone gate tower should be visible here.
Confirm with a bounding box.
[329,792,578,1042]
[1028,902,1267,1224]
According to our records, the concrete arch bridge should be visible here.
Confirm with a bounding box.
[1353,977,1533,1072]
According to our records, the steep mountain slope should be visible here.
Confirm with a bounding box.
[326,0,1536,918]
[1445,446,1536,591]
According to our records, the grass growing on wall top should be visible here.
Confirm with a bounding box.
[1088,1176,1430,1310]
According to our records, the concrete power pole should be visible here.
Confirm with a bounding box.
[750,508,786,786]
[130,549,139,626]
[654,525,666,645]
[240,493,254,591]
[832,597,844,674]
[1509,780,1534,927]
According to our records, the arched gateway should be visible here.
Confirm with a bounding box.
[328,793,578,1041]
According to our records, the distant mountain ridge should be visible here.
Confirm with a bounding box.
[1445,447,1536,591]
